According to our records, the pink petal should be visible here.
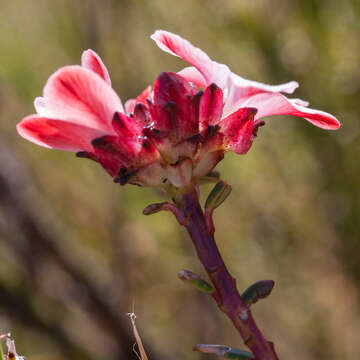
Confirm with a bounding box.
[91,135,135,176]
[136,86,152,105]
[240,92,340,130]
[223,73,299,117]
[151,30,230,89]
[199,83,223,131]
[112,112,141,140]
[177,67,207,88]
[43,65,123,132]
[124,99,136,115]
[124,86,152,115]
[81,49,112,86]
[17,115,104,152]
[220,108,258,154]
[151,30,304,124]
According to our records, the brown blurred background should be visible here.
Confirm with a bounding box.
[0,0,359,359]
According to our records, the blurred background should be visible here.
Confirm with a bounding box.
[0,0,359,359]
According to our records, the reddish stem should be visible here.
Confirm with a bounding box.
[178,189,279,360]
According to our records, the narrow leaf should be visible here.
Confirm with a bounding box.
[205,180,232,212]
[194,344,254,359]
[178,270,214,293]
[241,280,275,307]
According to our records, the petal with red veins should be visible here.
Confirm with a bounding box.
[81,49,112,86]
[151,30,230,89]
[220,108,258,154]
[17,115,104,152]
[92,135,134,176]
[43,66,123,131]
[178,66,207,88]
[152,72,198,140]
[199,83,223,131]
[112,112,141,139]
[240,92,340,130]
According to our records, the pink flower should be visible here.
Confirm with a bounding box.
[17,31,340,191]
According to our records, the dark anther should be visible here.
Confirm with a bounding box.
[92,136,119,153]
[162,178,168,183]
[204,125,220,140]
[190,90,204,103]
[134,102,150,125]
[114,168,138,185]
[164,101,177,112]
[76,151,98,162]
[252,120,266,137]
[143,127,164,140]
[118,166,127,175]
[134,102,147,112]
[191,90,203,120]
[142,137,153,151]
[112,111,121,122]
[187,133,201,143]
[209,83,220,92]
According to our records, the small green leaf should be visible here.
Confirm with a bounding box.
[194,344,254,359]
[205,180,232,212]
[241,280,275,307]
[178,270,214,293]
[225,348,254,359]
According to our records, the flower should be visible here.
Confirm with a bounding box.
[17,31,340,192]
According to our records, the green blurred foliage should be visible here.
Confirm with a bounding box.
[0,0,359,359]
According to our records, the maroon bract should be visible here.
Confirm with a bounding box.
[17,31,340,192]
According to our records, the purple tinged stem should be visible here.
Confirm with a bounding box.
[177,189,279,360]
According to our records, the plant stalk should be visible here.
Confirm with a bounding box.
[178,189,279,360]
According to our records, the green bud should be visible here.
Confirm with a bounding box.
[205,180,232,212]
[193,344,254,359]
[241,280,275,307]
[178,270,214,293]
